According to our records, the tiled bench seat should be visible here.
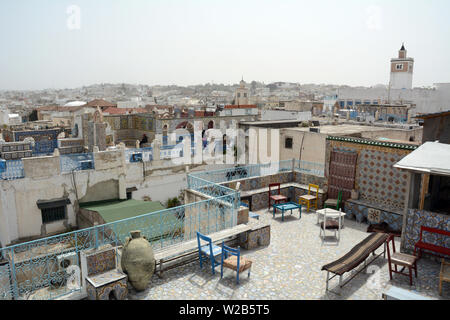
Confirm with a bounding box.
[344,199,403,232]
[240,182,326,212]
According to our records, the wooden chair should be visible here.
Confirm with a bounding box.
[220,241,252,284]
[197,232,222,275]
[439,259,450,296]
[324,190,343,210]
[299,183,319,212]
[319,209,342,245]
[268,183,287,210]
[386,234,418,286]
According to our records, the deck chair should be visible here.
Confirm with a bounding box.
[197,232,222,275]
[299,183,319,212]
[220,241,252,284]
[324,190,343,210]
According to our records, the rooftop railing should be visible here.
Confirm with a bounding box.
[60,153,95,173]
[0,159,25,180]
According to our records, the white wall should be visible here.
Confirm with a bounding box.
[260,110,311,121]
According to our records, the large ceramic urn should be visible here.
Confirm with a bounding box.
[121,230,155,291]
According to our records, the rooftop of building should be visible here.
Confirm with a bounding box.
[129,208,447,300]
[80,199,165,223]
[286,124,399,135]
[102,107,148,115]
[84,99,117,108]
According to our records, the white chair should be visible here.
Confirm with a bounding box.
[319,210,342,245]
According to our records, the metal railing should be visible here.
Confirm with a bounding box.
[0,159,25,180]
[60,153,95,173]
[188,159,295,184]
[294,160,325,177]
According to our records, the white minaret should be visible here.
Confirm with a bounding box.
[234,78,249,105]
[389,43,414,90]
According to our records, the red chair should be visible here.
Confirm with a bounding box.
[386,234,418,286]
[268,183,287,210]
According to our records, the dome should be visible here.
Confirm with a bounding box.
[63,100,86,107]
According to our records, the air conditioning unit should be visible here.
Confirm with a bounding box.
[56,251,78,271]
[80,160,94,170]
[130,152,143,163]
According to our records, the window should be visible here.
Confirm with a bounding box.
[285,137,293,149]
[237,93,241,97]
[396,64,403,70]
[41,206,66,224]
[244,93,247,98]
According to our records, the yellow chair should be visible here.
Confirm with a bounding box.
[299,184,319,212]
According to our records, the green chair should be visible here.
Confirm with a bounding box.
[324,190,343,210]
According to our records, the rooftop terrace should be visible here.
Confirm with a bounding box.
[129,208,448,300]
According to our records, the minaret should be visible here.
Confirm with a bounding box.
[389,43,414,90]
[234,78,249,105]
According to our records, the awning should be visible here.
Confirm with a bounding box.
[36,197,71,209]
[393,142,450,176]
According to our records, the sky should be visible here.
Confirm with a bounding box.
[1,0,450,90]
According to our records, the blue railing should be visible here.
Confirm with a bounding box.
[125,147,153,163]
[60,153,95,172]
[294,160,324,177]
[0,160,25,180]
[188,160,294,185]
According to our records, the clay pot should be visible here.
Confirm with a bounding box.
[121,230,155,291]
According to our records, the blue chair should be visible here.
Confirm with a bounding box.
[220,241,252,284]
[196,232,222,275]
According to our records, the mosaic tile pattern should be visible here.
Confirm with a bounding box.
[86,249,117,276]
[128,209,449,300]
[345,200,403,232]
[403,209,450,254]
[87,276,128,300]
[357,149,408,210]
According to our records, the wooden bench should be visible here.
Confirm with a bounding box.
[414,226,450,260]
[153,224,252,277]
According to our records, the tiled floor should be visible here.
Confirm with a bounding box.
[129,208,449,300]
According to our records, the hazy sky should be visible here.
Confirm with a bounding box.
[1,0,450,90]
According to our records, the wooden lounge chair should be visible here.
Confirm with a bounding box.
[321,232,389,294]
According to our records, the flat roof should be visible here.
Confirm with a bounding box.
[394,142,450,176]
[240,119,303,125]
[285,124,391,135]
[80,199,165,223]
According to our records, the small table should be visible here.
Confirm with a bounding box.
[272,202,302,221]
[315,208,346,228]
